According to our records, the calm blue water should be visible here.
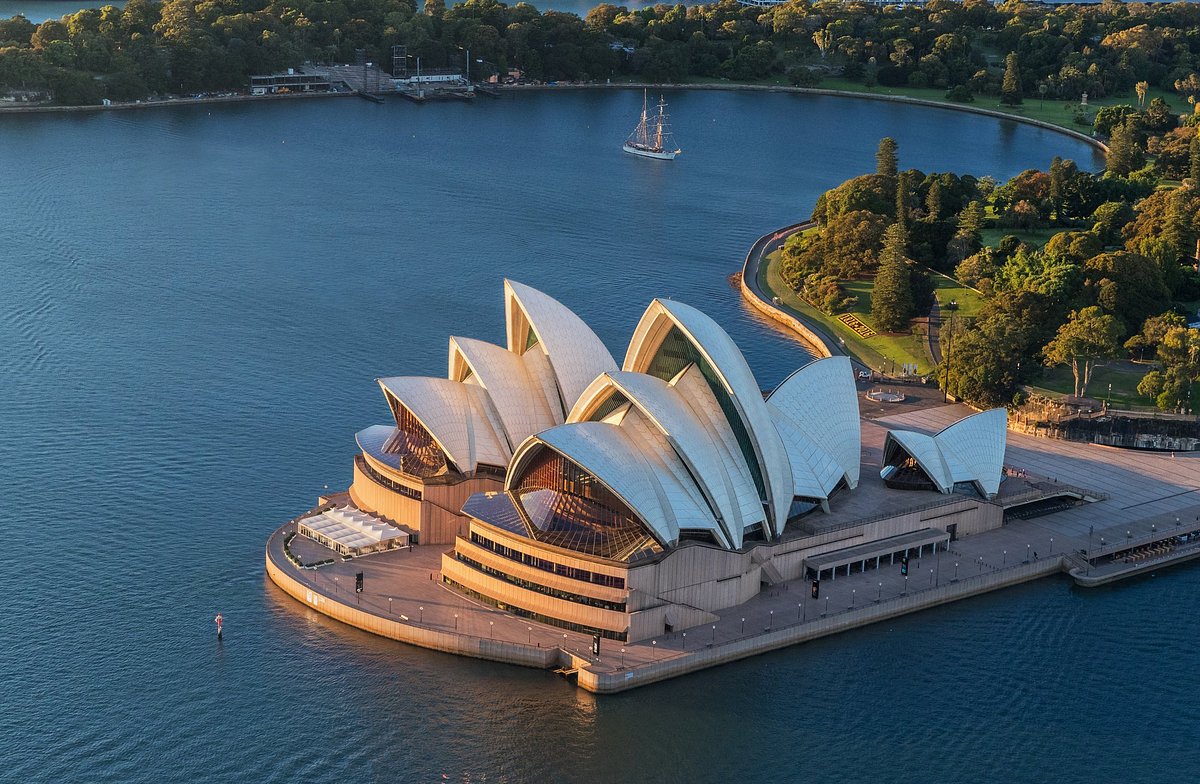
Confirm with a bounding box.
[4,91,1189,784]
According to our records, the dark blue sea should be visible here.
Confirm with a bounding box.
[5,90,1193,783]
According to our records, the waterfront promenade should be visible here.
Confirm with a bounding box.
[267,403,1199,693]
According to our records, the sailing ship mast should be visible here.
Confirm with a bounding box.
[623,89,681,160]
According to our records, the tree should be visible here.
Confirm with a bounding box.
[1042,306,1123,398]
[1190,131,1200,186]
[812,28,832,59]
[1049,156,1065,223]
[1174,73,1200,105]
[1136,80,1149,108]
[895,170,912,234]
[1084,251,1171,335]
[1124,311,1187,360]
[871,224,915,332]
[876,137,898,178]
[1000,52,1021,106]
[1106,119,1144,177]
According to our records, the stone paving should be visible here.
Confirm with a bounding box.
[278,403,1200,676]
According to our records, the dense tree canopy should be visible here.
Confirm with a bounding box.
[12,0,1200,105]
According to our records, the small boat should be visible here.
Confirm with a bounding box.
[623,90,681,160]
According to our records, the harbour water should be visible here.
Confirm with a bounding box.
[4,91,1192,783]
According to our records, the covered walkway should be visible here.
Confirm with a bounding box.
[803,528,949,581]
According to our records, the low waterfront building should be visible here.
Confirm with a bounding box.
[249,69,332,95]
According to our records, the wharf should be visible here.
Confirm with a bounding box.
[265,405,1200,693]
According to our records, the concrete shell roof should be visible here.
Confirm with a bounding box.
[623,298,793,537]
[768,356,862,492]
[569,370,761,548]
[671,363,767,532]
[933,408,1007,497]
[377,376,511,473]
[503,279,617,415]
[507,421,720,548]
[448,336,561,450]
[883,408,1007,497]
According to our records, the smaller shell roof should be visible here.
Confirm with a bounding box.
[377,376,511,474]
[882,408,1007,497]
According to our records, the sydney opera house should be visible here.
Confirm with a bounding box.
[330,280,1007,643]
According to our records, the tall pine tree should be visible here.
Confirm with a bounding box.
[1190,130,1200,185]
[1000,53,1022,105]
[872,223,915,332]
[876,137,898,178]
[1106,119,1143,176]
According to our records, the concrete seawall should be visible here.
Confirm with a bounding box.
[264,527,562,671]
[738,220,843,360]
[267,516,1073,693]
[579,556,1066,693]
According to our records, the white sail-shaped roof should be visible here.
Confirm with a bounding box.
[448,336,561,449]
[671,364,768,532]
[570,371,764,548]
[768,356,862,491]
[504,279,617,415]
[377,376,511,473]
[624,298,793,537]
[507,422,689,547]
[882,408,1007,498]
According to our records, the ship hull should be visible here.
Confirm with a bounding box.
[622,143,679,160]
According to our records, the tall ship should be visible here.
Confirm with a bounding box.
[623,90,682,160]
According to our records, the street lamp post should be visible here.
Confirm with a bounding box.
[388,597,393,615]
[741,617,745,634]
[850,589,855,608]
[527,626,532,644]
[489,620,493,639]
[712,624,717,644]
[954,562,959,579]
[768,610,774,630]
[682,632,687,650]
[419,606,424,624]
[877,582,882,602]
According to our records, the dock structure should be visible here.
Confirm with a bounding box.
[266,403,1200,693]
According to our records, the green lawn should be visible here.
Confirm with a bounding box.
[1029,362,1200,408]
[929,271,983,318]
[980,226,1061,249]
[813,77,1180,136]
[762,249,931,374]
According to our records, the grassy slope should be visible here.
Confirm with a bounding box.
[1029,363,1200,409]
[815,77,1179,135]
[979,226,1060,249]
[761,249,983,375]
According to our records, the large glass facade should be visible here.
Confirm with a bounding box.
[383,396,449,477]
[455,552,627,611]
[644,325,766,502]
[470,530,626,588]
[513,447,658,560]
